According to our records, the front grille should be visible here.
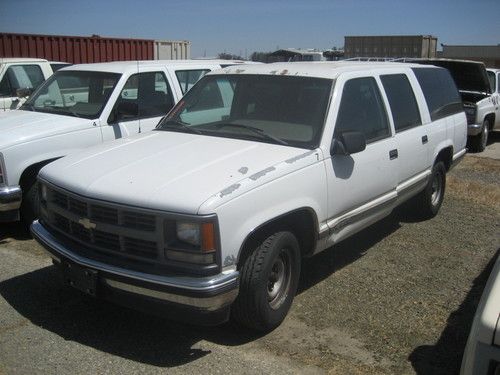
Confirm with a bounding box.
[45,186,160,263]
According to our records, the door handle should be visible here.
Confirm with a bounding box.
[422,135,428,144]
[389,149,398,160]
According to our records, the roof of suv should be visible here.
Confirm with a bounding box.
[215,61,434,80]
[59,59,253,75]
[0,57,48,64]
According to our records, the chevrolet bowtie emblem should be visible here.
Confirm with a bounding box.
[78,218,96,230]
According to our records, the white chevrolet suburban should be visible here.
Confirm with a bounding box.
[0,58,54,111]
[31,62,467,331]
[0,60,249,224]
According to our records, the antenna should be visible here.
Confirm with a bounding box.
[137,60,141,133]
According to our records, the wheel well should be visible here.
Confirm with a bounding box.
[237,208,318,269]
[19,159,58,191]
[435,146,453,171]
[485,114,495,130]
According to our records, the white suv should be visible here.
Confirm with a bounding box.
[0,60,250,224]
[31,62,467,331]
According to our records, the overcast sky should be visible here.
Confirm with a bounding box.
[1,0,499,58]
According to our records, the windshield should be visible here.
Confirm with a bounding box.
[21,71,121,119]
[157,74,333,149]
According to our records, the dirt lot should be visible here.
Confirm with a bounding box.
[0,150,499,374]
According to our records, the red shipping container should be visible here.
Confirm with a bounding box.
[0,32,154,63]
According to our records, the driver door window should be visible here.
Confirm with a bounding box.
[112,72,174,122]
[0,65,45,97]
[335,77,391,144]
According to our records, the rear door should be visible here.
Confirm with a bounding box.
[325,75,398,243]
[379,72,430,202]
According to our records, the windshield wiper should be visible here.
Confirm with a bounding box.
[214,123,289,146]
[157,119,202,134]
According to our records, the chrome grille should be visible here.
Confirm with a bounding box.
[45,186,160,263]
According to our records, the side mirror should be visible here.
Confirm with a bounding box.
[331,131,366,156]
[109,101,139,123]
[16,87,33,98]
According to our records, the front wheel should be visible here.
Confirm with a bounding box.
[232,231,301,331]
[468,119,490,153]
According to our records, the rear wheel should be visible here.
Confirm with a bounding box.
[413,161,446,220]
[232,231,301,331]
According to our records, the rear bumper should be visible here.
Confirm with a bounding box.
[0,185,21,222]
[31,220,239,324]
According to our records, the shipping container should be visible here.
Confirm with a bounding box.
[344,35,437,59]
[154,40,191,60]
[0,33,154,63]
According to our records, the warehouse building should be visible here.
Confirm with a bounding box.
[440,45,500,68]
[344,35,437,59]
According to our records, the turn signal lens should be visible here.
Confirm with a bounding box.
[201,222,216,252]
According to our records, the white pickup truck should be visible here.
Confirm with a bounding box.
[0,59,249,224]
[32,62,467,331]
[0,58,54,111]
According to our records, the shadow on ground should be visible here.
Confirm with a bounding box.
[409,249,499,375]
[0,222,31,243]
[0,210,409,367]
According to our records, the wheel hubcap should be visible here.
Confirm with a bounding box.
[267,249,292,310]
[431,172,442,207]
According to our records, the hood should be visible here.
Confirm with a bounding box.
[415,59,491,94]
[40,131,317,214]
[0,110,94,149]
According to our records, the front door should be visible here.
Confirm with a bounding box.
[102,70,175,140]
[325,76,398,244]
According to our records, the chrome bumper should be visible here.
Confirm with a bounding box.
[31,220,239,311]
[467,123,483,136]
[0,185,22,212]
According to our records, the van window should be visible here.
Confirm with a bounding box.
[412,68,462,121]
[381,74,422,132]
[487,71,496,93]
[335,77,391,143]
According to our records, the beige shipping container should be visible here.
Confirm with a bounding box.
[154,40,191,60]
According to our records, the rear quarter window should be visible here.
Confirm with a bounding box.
[412,67,462,121]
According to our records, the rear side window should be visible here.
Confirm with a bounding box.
[381,74,422,132]
[412,68,462,121]
[335,77,391,144]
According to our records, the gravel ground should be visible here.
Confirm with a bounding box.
[0,152,499,374]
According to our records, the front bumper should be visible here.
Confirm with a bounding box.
[468,123,483,136]
[31,220,239,324]
[0,185,22,222]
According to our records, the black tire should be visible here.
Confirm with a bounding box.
[468,119,490,153]
[414,161,446,220]
[232,231,301,332]
[20,178,39,228]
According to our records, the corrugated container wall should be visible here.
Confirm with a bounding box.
[0,33,154,63]
[154,40,191,60]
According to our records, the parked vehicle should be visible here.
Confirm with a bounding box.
[461,252,500,375]
[405,59,497,152]
[31,62,467,331]
[0,59,250,224]
[0,58,54,111]
[486,68,500,132]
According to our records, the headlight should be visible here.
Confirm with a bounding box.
[0,153,5,186]
[164,219,218,265]
[177,222,201,246]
